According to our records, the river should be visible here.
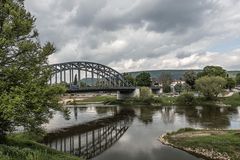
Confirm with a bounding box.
[43,105,240,160]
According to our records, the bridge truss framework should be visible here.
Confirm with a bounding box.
[50,61,132,89]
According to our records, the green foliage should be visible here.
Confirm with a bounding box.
[80,81,87,87]
[163,83,171,93]
[174,83,183,94]
[183,70,197,89]
[0,134,80,160]
[226,77,236,90]
[197,66,227,78]
[222,93,240,107]
[196,76,227,100]
[140,87,152,98]
[235,73,240,85]
[182,83,191,92]
[0,0,66,136]
[176,92,196,105]
[123,73,135,85]
[135,72,152,86]
[160,73,172,93]
[166,130,240,160]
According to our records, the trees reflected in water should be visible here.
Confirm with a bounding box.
[129,105,238,128]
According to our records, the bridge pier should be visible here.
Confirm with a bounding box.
[152,88,162,95]
[117,87,161,100]
[117,88,140,100]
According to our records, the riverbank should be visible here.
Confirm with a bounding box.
[0,133,82,160]
[65,93,240,107]
[159,128,240,160]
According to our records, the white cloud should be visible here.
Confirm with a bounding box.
[25,0,240,71]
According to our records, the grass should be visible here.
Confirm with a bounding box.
[0,133,81,160]
[221,93,240,107]
[67,93,240,107]
[165,128,240,160]
[104,96,178,106]
[67,95,116,105]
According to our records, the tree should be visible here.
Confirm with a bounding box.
[174,83,183,94]
[0,0,66,140]
[73,74,78,85]
[197,66,227,78]
[183,70,197,89]
[236,73,240,85]
[140,87,152,98]
[159,72,172,84]
[177,92,196,105]
[183,83,191,92]
[226,77,235,91]
[135,72,152,87]
[123,73,135,86]
[163,83,171,93]
[196,76,227,100]
[160,73,172,93]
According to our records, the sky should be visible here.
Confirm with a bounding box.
[25,0,240,72]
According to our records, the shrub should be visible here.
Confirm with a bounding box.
[163,83,171,93]
[177,92,196,105]
[196,76,227,100]
[140,87,152,98]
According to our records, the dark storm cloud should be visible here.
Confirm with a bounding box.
[66,0,215,33]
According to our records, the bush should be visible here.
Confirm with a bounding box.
[196,76,227,100]
[177,92,196,105]
[163,83,171,93]
[140,87,152,98]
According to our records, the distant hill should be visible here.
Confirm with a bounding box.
[125,70,240,80]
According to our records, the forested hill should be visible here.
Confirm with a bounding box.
[125,70,240,80]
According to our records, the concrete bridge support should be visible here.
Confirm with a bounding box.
[117,87,161,100]
[152,88,162,95]
[117,88,140,100]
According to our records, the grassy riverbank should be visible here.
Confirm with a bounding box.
[67,95,116,105]
[66,93,240,107]
[221,93,240,107]
[160,128,240,160]
[0,133,81,160]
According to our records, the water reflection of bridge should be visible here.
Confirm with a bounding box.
[44,111,134,159]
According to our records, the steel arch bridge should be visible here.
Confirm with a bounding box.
[49,61,134,92]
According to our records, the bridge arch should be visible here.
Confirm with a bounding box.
[50,61,131,88]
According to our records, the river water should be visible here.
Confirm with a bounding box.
[43,105,240,160]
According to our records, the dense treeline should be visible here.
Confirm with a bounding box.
[124,65,239,101]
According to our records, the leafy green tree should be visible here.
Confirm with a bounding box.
[174,83,183,94]
[163,83,171,93]
[236,73,240,85]
[123,73,135,86]
[226,77,236,91]
[183,83,191,92]
[0,0,66,139]
[197,66,227,78]
[183,70,197,89]
[196,76,227,100]
[140,87,152,98]
[135,72,152,86]
[80,81,87,87]
[177,92,196,105]
[160,73,172,93]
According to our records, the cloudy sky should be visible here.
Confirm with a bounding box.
[25,0,240,72]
